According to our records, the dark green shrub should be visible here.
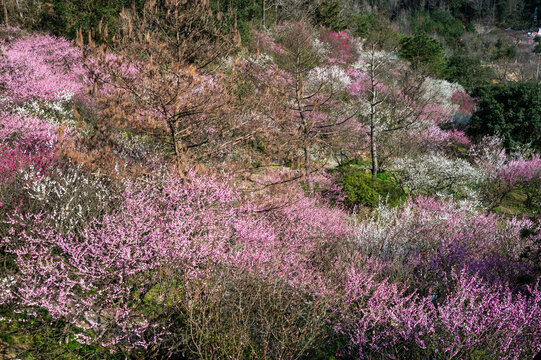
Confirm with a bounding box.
[315,0,348,31]
[398,34,447,77]
[411,9,467,46]
[491,38,517,60]
[351,11,379,38]
[211,0,261,41]
[445,55,494,91]
[469,83,541,151]
[339,166,406,208]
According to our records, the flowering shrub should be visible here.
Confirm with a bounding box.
[342,269,541,360]
[2,173,242,351]
[3,168,540,358]
[320,30,357,65]
[347,67,371,96]
[1,171,353,355]
[354,196,538,288]
[307,65,351,92]
[251,30,286,55]
[337,258,541,360]
[0,111,58,148]
[416,125,471,154]
[428,271,541,360]
[421,78,465,110]
[471,136,541,210]
[23,165,118,235]
[0,142,55,216]
[14,91,80,129]
[391,153,482,198]
[0,33,86,103]
[451,91,477,115]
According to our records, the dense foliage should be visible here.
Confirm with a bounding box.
[445,55,494,91]
[410,9,473,47]
[398,34,447,76]
[352,0,541,29]
[339,165,406,208]
[469,82,541,151]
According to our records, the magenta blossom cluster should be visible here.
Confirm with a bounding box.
[320,30,356,65]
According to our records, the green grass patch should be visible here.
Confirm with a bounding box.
[495,188,540,218]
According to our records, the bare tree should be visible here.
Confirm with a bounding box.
[249,21,354,176]
[352,31,430,178]
[79,0,244,176]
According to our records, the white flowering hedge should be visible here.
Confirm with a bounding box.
[390,153,483,198]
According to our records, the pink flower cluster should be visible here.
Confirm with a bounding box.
[0,33,86,103]
[497,155,541,185]
[252,30,286,55]
[2,171,353,346]
[339,268,541,359]
[0,111,58,148]
[419,125,471,149]
[346,68,371,96]
[420,103,452,124]
[320,30,356,65]
[451,91,477,115]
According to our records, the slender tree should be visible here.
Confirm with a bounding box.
[249,22,355,177]
[349,29,430,178]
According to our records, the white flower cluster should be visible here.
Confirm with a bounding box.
[354,202,417,259]
[312,38,330,57]
[0,276,16,303]
[421,78,464,110]
[391,153,483,198]
[251,53,275,67]
[354,50,396,70]
[15,91,78,127]
[306,65,351,92]
[468,135,507,180]
[354,197,483,261]
[23,166,115,234]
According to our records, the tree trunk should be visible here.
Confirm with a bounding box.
[275,1,278,26]
[294,53,311,175]
[369,46,378,178]
[262,0,265,28]
[2,0,8,27]
[168,120,184,177]
[535,54,541,81]
[370,113,378,178]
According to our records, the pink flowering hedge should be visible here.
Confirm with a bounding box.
[2,171,541,358]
